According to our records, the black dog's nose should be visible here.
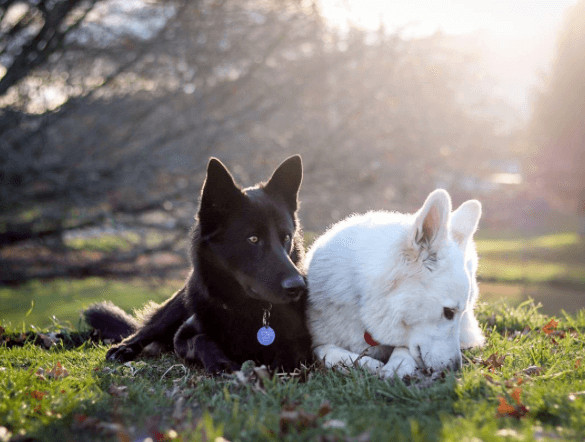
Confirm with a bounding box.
[281,275,307,298]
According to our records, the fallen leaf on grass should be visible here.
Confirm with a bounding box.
[34,368,47,381]
[506,326,532,341]
[279,401,334,435]
[477,353,506,372]
[38,332,59,349]
[73,414,130,438]
[575,359,581,369]
[36,363,70,380]
[30,390,47,401]
[519,366,543,377]
[317,400,332,417]
[497,388,529,419]
[47,362,69,379]
[511,387,521,404]
[484,374,501,386]
[542,319,559,335]
[504,377,523,388]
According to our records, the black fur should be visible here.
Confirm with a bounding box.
[84,301,137,341]
[84,156,312,372]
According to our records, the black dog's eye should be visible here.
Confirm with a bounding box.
[247,235,259,245]
[443,307,455,320]
[283,234,291,243]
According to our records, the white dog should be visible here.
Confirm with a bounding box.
[305,189,484,379]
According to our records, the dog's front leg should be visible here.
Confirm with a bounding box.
[173,315,239,373]
[314,344,384,373]
[380,347,418,379]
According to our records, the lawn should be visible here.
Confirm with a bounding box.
[476,233,585,286]
[0,232,584,440]
[1,301,584,440]
[474,232,585,315]
[0,278,180,330]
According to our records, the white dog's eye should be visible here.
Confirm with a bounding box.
[443,307,455,320]
[248,235,259,244]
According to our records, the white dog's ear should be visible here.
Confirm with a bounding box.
[412,189,452,252]
[450,200,482,247]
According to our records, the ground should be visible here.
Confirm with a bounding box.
[0,232,584,440]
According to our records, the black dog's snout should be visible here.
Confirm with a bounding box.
[281,274,307,298]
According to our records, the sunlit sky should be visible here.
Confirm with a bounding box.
[319,0,578,120]
[319,0,576,37]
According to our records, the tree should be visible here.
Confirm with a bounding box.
[529,0,585,213]
[1,0,508,283]
[0,0,324,282]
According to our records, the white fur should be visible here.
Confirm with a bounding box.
[305,189,483,378]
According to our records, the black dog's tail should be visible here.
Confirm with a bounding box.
[84,301,138,342]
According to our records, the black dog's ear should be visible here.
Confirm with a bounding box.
[200,158,242,211]
[264,155,303,211]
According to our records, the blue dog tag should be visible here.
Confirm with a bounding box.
[257,326,275,346]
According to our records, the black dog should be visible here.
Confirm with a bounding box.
[84,156,312,372]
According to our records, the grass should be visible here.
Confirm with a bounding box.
[0,278,179,330]
[475,232,585,286]
[1,301,584,440]
[0,231,583,439]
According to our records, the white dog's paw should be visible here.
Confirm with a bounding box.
[316,344,383,373]
[358,355,385,373]
[380,348,418,379]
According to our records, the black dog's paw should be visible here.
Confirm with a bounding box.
[106,344,139,362]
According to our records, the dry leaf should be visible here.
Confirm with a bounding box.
[47,362,69,379]
[35,367,47,381]
[511,388,521,404]
[480,353,506,371]
[30,390,47,401]
[542,319,559,335]
[520,366,543,377]
[73,413,130,437]
[504,377,523,388]
[317,401,332,418]
[38,333,59,349]
[497,397,516,415]
[484,374,501,386]
[278,401,336,435]
[497,388,529,419]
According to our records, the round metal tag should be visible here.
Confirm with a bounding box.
[257,326,275,346]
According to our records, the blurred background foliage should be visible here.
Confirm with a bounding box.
[0,0,584,318]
